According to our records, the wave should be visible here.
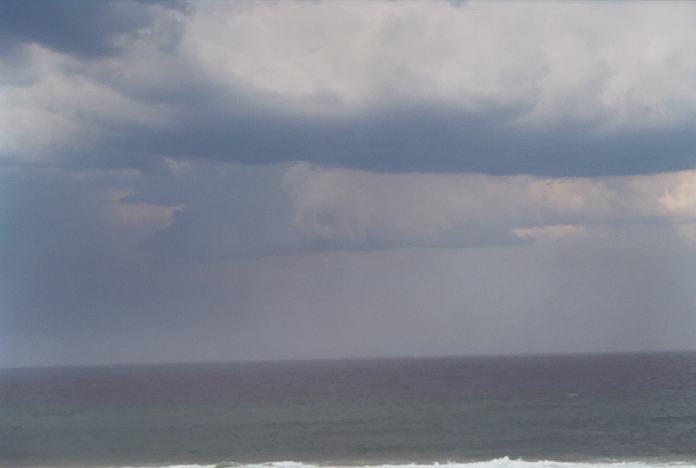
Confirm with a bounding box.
[112,457,696,468]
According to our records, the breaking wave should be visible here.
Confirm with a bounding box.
[114,456,696,468]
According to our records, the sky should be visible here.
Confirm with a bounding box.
[1,0,696,367]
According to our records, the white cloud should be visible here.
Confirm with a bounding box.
[102,189,182,233]
[185,1,696,129]
[658,171,696,217]
[0,46,171,161]
[281,163,696,250]
[512,224,586,241]
[675,223,696,247]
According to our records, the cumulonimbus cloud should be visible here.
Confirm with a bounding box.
[2,1,696,176]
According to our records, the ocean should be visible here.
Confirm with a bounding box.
[1,352,696,467]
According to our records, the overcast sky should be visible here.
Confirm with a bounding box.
[2,0,696,367]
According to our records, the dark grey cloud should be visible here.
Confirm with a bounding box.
[2,164,696,367]
[134,163,303,262]
[162,104,696,176]
[37,96,696,178]
[0,169,142,334]
[0,0,186,58]
[3,172,696,367]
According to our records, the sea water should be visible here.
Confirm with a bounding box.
[2,352,696,467]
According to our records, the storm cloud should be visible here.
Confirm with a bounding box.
[2,1,696,367]
[3,1,696,175]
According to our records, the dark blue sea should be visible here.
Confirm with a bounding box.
[2,352,696,467]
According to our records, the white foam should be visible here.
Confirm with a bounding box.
[105,459,696,468]
[231,458,696,468]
